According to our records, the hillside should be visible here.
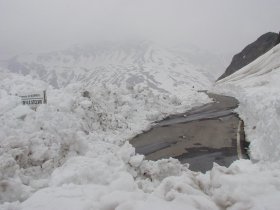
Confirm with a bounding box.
[1,41,226,94]
[218,32,280,80]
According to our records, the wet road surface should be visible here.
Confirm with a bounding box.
[130,93,248,173]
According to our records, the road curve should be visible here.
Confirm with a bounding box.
[130,92,249,173]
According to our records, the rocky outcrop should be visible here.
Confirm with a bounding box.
[218,32,280,80]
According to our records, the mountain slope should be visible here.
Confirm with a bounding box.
[2,42,224,94]
[218,32,280,80]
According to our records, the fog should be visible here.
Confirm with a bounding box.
[0,0,279,59]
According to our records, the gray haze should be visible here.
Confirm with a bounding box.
[0,0,280,59]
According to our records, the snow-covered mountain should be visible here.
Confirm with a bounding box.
[1,41,225,92]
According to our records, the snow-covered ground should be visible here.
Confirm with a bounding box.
[1,43,280,210]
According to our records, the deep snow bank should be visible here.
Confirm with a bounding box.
[0,71,212,208]
[214,44,280,161]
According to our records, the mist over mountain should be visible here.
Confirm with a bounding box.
[1,41,226,92]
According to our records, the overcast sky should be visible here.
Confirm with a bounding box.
[0,0,279,59]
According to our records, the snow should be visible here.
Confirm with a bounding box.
[1,43,280,209]
[0,70,212,209]
[214,44,280,161]
[4,41,221,90]
[198,160,280,210]
[210,44,280,208]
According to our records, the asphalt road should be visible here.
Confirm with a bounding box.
[130,93,249,173]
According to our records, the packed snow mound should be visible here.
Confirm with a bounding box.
[0,71,211,207]
[214,44,280,161]
[2,41,223,91]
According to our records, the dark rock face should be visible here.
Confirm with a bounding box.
[218,32,280,80]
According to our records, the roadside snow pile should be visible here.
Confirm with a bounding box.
[0,71,212,209]
[214,44,280,161]
[197,160,280,210]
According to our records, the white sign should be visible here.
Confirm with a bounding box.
[20,90,47,108]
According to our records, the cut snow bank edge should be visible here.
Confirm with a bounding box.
[214,44,280,161]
